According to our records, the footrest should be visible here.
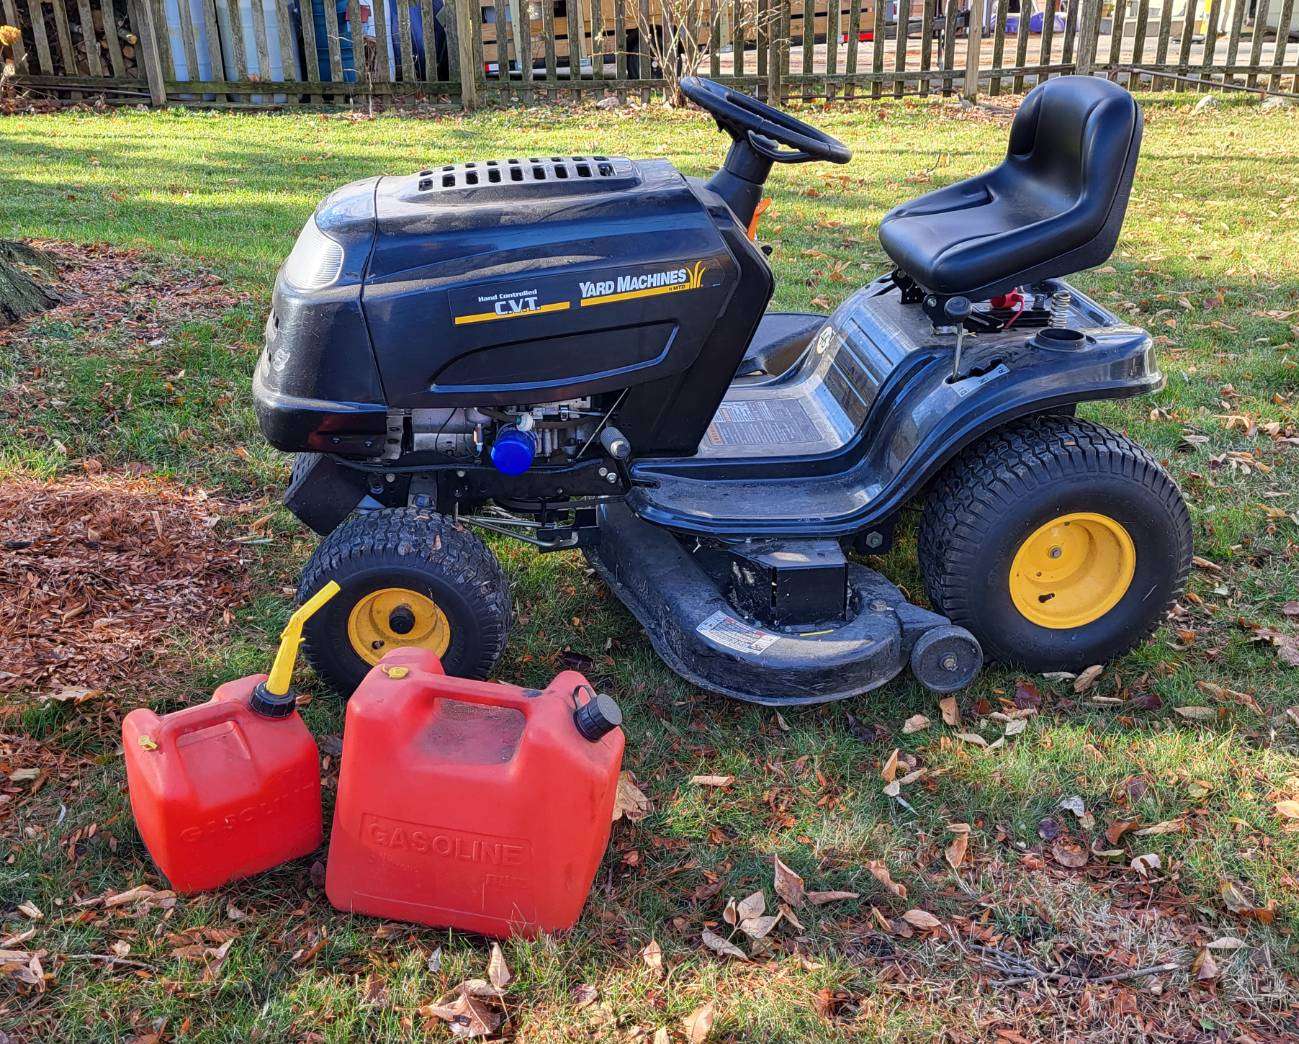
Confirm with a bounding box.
[587,504,981,705]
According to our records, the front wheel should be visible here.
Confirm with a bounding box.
[918,415,1192,672]
[297,508,512,695]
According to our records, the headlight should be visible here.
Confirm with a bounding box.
[281,218,345,291]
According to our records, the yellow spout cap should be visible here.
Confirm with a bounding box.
[264,581,341,697]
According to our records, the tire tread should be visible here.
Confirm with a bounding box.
[918,414,1192,666]
[298,508,511,688]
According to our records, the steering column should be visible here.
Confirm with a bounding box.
[679,76,853,227]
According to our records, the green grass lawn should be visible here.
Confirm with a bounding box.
[1,92,1298,1041]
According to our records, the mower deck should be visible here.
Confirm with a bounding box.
[586,503,980,705]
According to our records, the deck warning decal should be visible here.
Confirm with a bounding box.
[705,398,820,449]
[697,610,780,655]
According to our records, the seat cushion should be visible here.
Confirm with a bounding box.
[878,77,1142,300]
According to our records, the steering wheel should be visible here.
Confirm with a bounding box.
[680,76,852,165]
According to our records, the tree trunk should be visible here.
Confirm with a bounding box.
[0,240,60,328]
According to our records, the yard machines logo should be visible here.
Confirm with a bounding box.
[579,260,709,307]
[450,260,711,326]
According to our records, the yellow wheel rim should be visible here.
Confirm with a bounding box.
[1009,512,1136,629]
[347,587,451,664]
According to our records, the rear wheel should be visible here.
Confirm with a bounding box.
[298,508,511,695]
[918,415,1191,672]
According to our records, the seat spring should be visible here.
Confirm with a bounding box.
[1049,290,1073,328]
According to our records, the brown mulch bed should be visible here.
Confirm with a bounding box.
[0,474,256,700]
[0,238,242,346]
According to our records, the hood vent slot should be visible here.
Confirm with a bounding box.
[416,156,630,193]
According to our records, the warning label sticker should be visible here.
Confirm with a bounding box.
[696,610,781,655]
[950,362,1010,398]
[705,398,819,449]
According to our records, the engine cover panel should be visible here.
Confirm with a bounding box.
[363,157,741,407]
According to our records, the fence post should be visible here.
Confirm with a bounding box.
[454,0,478,109]
[766,6,782,104]
[130,0,169,106]
[963,0,982,102]
[1075,0,1102,75]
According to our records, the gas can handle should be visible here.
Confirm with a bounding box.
[149,695,249,747]
[421,678,539,715]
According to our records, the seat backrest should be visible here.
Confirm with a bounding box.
[998,76,1142,252]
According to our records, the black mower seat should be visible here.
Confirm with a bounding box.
[878,76,1142,302]
[736,312,825,377]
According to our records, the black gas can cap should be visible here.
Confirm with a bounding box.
[573,692,623,742]
[249,681,297,719]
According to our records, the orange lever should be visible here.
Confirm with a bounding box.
[747,198,772,241]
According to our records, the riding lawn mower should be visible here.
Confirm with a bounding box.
[253,74,1192,705]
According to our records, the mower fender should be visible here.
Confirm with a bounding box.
[628,279,1163,540]
[855,328,1163,530]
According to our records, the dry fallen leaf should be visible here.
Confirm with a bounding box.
[738,913,782,940]
[1073,664,1104,693]
[1174,705,1219,722]
[1253,627,1299,668]
[945,832,969,871]
[1131,852,1162,877]
[420,991,501,1038]
[459,978,507,999]
[612,772,653,822]
[1192,947,1220,982]
[807,890,859,905]
[44,686,101,705]
[773,855,805,908]
[955,731,989,748]
[1106,819,1139,845]
[902,714,931,734]
[881,748,899,783]
[1051,838,1089,869]
[689,775,734,787]
[571,983,599,1010]
[1219,878,1254,913]
[700,928,748,961]
[682,1000,717,1043]
[641,938,663,978]
[1134,818,1184,837]
[487,943,511,991]
[900,909,942,930]
[16,902,42,922]
[1274,799,1299,820]
[867,860,907,899]
[939,695,960,726]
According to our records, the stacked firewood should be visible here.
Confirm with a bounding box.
[24,0,142,77]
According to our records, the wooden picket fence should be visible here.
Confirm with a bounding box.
[2,0,1296,108]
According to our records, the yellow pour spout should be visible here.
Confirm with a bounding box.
[265,581,341,696]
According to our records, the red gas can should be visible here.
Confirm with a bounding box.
[122,675,322,893]
[326,649,625,938]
